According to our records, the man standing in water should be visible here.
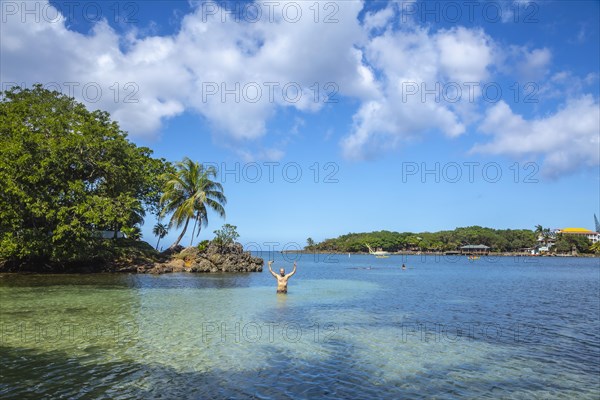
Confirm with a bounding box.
[268,261,297,293]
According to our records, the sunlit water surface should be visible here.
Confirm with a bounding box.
[1,254,599,399]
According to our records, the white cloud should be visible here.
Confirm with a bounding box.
[436,27,494,82]
[535,70,599,101]
[1,0,371,147]
[341,26,494,159]
[518,47,551,80]
[472,96,600,177]
[1,0,598,176]
[363,5,395,32]
[501,45,552,81]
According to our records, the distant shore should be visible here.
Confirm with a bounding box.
[281,250,599,258]
[2,245,597,274]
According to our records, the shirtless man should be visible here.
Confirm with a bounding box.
[268,261,297,293]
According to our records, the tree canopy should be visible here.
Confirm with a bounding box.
[0,85,171,268]
[213,224,240,250]
[312,226,539,253]
[552,233,591,254]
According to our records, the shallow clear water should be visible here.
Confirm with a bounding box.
[1,254,599,399]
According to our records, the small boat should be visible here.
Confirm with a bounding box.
[365,244,390,257]
[468,255,480,261]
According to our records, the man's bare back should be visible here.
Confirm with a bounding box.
[268,261,297,293]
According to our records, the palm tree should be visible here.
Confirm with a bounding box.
[153,222,169,250]
[542,228,552,246]
[534,225,544,237]
[189,208,207,246]
[160,158,226,249]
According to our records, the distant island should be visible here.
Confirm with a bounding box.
[304,225,600,256]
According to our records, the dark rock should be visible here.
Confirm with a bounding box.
[187,242,263,273]
[134,241,262,274]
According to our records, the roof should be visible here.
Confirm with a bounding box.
[461,244,490,249]
[560,228,596,234]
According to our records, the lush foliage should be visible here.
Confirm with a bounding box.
[552,233,592,253]
[197,240,210,252]
[213,224,240,248]
[313,226,538,253]
[159,158,227,248]
[0,86,171,267]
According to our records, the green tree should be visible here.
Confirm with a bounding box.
[121,226,142,240]
[534,225,544,237]
[311,226,537,253]
[306,237,315,250]
[152,222,169,250]
[213,224,240,249]
[0,85,169,267]
[160,158,226,248]
[553,234,591,254]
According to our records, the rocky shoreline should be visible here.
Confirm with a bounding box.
[0,241,264,274]
[122,242,264,274]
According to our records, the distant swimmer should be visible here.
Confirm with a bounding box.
[402,264,406,270]
[268,261,297,294]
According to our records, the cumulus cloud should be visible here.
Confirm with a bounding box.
[436,27,495,82]
[472,96,600,177]
[1,0,371,144]
[341,25,495,159]
[1,0,598,176]
[1,10,187,135]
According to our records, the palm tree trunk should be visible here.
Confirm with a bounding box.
[190,215,198,247]
[170,217,190,249]
[156,237,161,250]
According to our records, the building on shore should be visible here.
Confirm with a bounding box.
[554,228,599,243]
[460,245,490,255]
[531,227,598,255]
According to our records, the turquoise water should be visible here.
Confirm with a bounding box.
[1,254,599,399]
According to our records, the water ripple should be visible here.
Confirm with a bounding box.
[1,256,599,399]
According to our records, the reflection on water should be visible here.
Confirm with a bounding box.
[1,255,599,399]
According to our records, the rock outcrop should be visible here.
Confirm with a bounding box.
[141,242,263,274]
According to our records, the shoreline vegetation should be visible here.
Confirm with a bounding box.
[283,250,599,258]
[1,87,598,273]
[1,86,262,273]
[0,239,264,274]
[303,227,599,257]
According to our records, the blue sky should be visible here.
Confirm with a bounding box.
[1,0,599,248]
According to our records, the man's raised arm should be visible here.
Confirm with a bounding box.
[268,261,277,278]
[286,262,297,278]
